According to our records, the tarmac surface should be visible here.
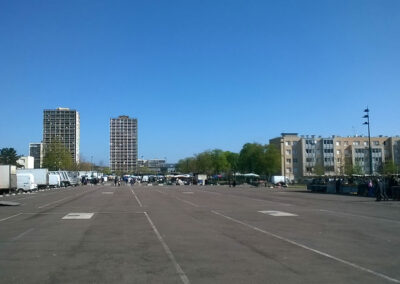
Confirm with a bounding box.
[0,183,399,284]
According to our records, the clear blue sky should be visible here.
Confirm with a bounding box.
[1,0,399,164]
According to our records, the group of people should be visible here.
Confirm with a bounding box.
[113,176,137,186]
[367,176,400,202]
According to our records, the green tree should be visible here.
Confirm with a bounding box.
[382,160,397,175]
[176,157,197,173]
[352,163,364,175]
[263,144,281,178]
[314,164,325,176]
[0,148,20,165]
[238,143,267,174]
[196,151,214,175]
[210,149,229,174]
[42,141,75,170]
[225,151,239,173]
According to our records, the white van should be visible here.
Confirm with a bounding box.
[49,173,61,188]
[16,173,38,193]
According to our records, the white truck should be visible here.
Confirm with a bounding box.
[17,169,49,189]
[0,165,17,194]
[271,176,287,185]
[16,173,37,193]
[49,173,61,188]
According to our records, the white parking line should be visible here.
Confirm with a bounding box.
[62,213,94,219]
[0,213,22,222]
[318,209,400,224]
[38,196,72,209]
[11,228,34,241]
[144,212,190,284]
[174,197,199,207]
[37,189,96,209]
[211,210,400,283]
[259,210,298,217]
[131,189,143,207]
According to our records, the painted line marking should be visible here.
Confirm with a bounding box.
[211,210,400,283]
[38,196,72,208]
[0,213,22,222]
[38,188,96,209]
[62,213,94,219]
[202,191,222,196]
[11,228,34,241]
[318,209,400,225]
[259,210,298,217]
[174,197,199,207]
[131,189,143,207]
[102,192,114,194]
[144,212,190,284]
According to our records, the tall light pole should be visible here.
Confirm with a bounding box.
[363,108,373,175]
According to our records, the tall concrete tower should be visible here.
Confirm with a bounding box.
[43,107,80,163]
[110,115,138,173]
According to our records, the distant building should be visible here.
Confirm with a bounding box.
[270,133,400,181]
[43,108,80,163]
[29,142,44,168]
[17,156,35,169]
[137,158,168,173]
[110,115,138,173]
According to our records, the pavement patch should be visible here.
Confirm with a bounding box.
[258,210,298,217]
[62,213,94,220]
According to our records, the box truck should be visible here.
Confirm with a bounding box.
[17,169,49,189]
[49,173,61,188]
[16,173,37,193]
[0,165,17,194]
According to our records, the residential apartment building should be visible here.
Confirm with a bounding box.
[29,142,44,168]
[270,133,400,181]
[138,159,167,173]
[43,108,80,163]
[110,116,138,173]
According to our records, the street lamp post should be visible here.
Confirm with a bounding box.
[363,108,373,175]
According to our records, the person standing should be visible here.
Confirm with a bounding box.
[382,177,389,201]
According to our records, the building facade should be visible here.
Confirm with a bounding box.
[29,142,44,168]
[110,116,138,173]
[43,108,80,163]
[16,156,35,169]
[270,133,400,181]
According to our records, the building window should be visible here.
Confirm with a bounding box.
[285,141,291,146]
[374,141,379,146]
[336,150,341,155]
[353,141,360,146]
[286,150,291,155]
[344,141,349,146]
[293,158,298,163]
[286,159,291,164]
[364,141,368,146]
[336,141,341,146]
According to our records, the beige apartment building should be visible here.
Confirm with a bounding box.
[270,133,400,181]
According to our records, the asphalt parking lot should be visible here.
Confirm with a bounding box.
[1,184,399,283]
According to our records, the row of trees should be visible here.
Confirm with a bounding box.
[176,143,281,177]
[0,143,110,173]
